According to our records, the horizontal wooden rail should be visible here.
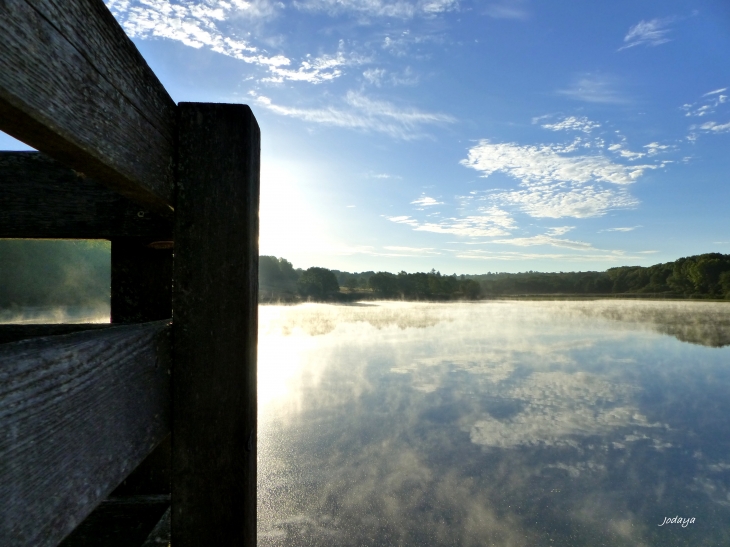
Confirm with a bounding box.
[0,323,114,345]
[0,320,172,547]
[0,0,176,215]
[58,495,170,547]
[0,152,172,239]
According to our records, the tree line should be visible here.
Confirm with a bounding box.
[1,242,728,308]
[260,253,730,301]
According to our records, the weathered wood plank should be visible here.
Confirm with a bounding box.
[0,0,176,214]
[0,152,172,239]
[58,495,170,547]
[0,320,172,547]
[173,103,260,545]
[0,323,113,345]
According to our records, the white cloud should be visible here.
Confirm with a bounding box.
[619,18,674,51]
[699,121,730,134]
[557,74,627,104]
[106,0,356,83]
[704,87,728,97]
[293,0,457,19]
[456,250,638,262]
[461,140,658,219]
[492,234,597,251]
[681,88,728,117]
[643,142,673,156]
[541,116,601,134]
[493,185,639,219]
[546,226,574,236]
[411,196,443,206]
[462,141,653,186]
[388,207,516,238]
[251,91,454,139]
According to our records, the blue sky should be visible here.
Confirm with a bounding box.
[3,0,729,273]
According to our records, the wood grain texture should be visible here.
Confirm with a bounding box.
[0,320,172,547]
[172,103,260,546]
[0,0,176,214]
[0,152,172,239]
[0,323,113,345]
[58,495,170,547]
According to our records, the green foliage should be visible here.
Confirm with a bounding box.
[0,239,110,308]
[297,267,340,299]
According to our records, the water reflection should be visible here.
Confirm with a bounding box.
[258,301,730,546]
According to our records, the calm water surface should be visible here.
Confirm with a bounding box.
[258,300,730,546]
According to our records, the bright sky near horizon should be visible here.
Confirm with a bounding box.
[2,0,729,273]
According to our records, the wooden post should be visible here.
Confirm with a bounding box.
[172,103,260,545]
[108,238,173,499]
[111,239,173,325]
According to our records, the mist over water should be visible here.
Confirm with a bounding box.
[0,305,110,324]
[258,300,730,546]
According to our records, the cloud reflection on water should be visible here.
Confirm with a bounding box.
[258,300,730,546]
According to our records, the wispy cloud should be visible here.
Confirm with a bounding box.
[541,116,601,134]
[557,74,627,104]
[619,17,674,51]
[456,250,636,262]
[461,140,659,219]
[293,0,458,19]
[697,121,730,134]
[106,0,357,83]
[682,88,728,117]
[388,207,516,237]
[411,195,443,206]
[607,143,646,161]
[600,226,641,232]
[492,234,597,251]
[643,142,674,156]
[363,67,419,87]
[251,91,455,139]
[683,88,730,140]
[483,0,529,20]
[382,246,441,254]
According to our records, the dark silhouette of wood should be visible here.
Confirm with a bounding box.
[0,0,176,215]
[57,495,170,547]
[107,235,174,500]
[0,323,113,345]
[0,152,172,239]
[0,321,172,547]
[172,103,260,546]
[111,239,173,325]
[141,506,171,547]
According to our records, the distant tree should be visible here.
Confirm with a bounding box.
[459,279,481,299]
[297,267,339,299]
[344,276,359,291]
[368,271,399,297]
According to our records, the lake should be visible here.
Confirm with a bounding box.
[258,300,730,546]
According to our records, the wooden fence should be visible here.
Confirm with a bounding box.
[1,1,259,545]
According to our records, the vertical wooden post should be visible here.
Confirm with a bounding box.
[172,103,260,545]
[111,238,173,324]
[110,238,173,497]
